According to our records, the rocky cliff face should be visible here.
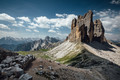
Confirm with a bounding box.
[67,10,106,43]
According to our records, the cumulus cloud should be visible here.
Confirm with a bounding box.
[110,0,120,4]
[0,30,19,38]
[26,29,31,32]
[56,13,67,17]
[48,29,56,33]
[57,32,68,38]
[12,21,24,27]
[0,13,76,39]
[100,16,120,31]
[28,26,36,29]
[17,17,31,22]
[94,9,120,40]
[33,29,39,32]
[0,24,10,30]
[33,14,77,29]
[94,9,120,32]
[105,33,120,41]
[0,13,15,23]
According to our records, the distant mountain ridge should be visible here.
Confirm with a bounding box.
[0,37,39,45]
[0,36,61,51]
[15,36,61,51]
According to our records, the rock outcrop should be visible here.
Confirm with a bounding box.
[0,48,35,80]
[67,10,106,43]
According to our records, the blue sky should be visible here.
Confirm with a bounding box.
[0,0,120,40]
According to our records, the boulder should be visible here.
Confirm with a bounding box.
[1,67,13,77]
[13,67,24,78]
[1,56,14,64]
[0,48,35,80]
[0,64,6,68]
[19,73,32,80]
[0,48,18,63]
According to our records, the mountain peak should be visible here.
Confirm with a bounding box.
[66,10,106,43]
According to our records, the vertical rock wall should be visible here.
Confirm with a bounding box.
[67,10,106,43]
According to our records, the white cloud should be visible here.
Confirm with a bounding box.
[0,13,15,23]
[30,22,38,27]
[94,9,120,40]
[0,30,37,38]
[0,30,19,38]
[17,17,31,22]
[0,24,10,30]
[12,21,24,27]
[94,9,120,32]
[33,29,39,32]
[33,16,51,28]
[56,13,67,17]
[56,28,59,30]
[100,16,120,31]
[0,13,76,39]
[48,29,56,33]
[110,0,120,4]
[105,33,120,40]
[28,25,36,29]
[57,32,68,37]
[33,14,77,29]
[26,29,31,32]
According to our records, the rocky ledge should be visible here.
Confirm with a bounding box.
[66,10,106,43]
[0,48,35,80]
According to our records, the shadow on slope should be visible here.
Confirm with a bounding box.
[67,49,120,80]
[87,41,116,52]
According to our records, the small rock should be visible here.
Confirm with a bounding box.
[39,65,43,69]
[5,64,9,67]
[36,70,44,75]
[40,60,43,63]
[48,60,52,63]
[14,64,22,68]
[0,67,2,71]
[33,68,38,72]
[50,75,56,79]
[55,61,60,65]
[16,57,23,62]
[50,72,59,78]
[0,67,2,76]
[0,64,6,68]
[19,73,32,80]
[48,66,53,71]
[9,75,15,80]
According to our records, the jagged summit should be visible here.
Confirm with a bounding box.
[66,10,106,43]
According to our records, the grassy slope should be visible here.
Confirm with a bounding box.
[17,49,51,59]
[56,43,86,64]
[17,42,89,64]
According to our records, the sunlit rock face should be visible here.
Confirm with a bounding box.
[93,19,105,42]
[66,10,106,43]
